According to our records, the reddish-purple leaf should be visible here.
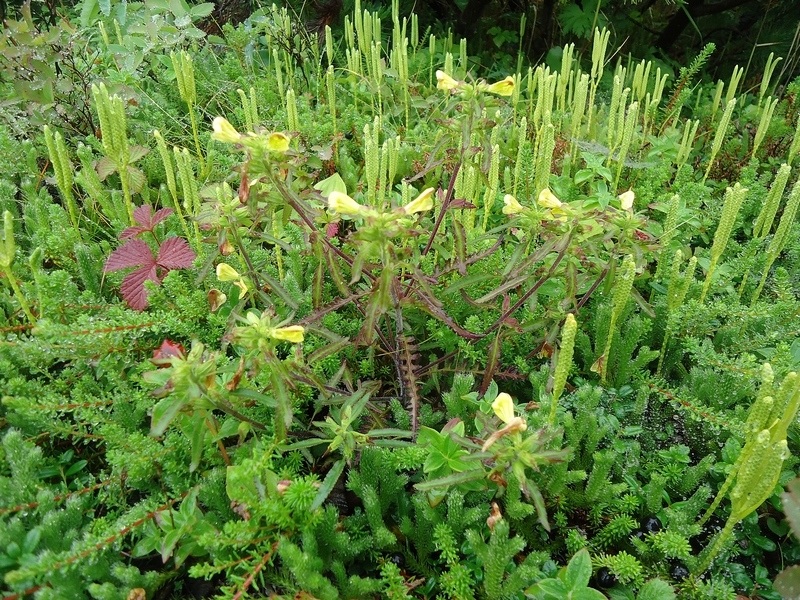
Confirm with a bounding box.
[120,225,150,240]
[152,339,186,363]
[156,237,196,270]
[133,204,174,229]
[105,239,155,272]
[120,264,159,310]
[150,207,174,226]
[121,206,174,240]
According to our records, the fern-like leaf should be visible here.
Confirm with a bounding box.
[397,334,422,435]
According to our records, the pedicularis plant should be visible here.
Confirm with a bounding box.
[2,1,800,598]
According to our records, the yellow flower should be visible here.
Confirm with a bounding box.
[328,191,367,216]
[618,189,635,211]
[403,187,435,214]
[269,325,305,344]
[492,392,516,424]
[502,194,524,215]
[484,76,515,97]
[266,132,290,153]
[537,188,562,209]
[483,393,528,451]
[436,70,462,92]
[211,117,241,143]
[216,263,248,295]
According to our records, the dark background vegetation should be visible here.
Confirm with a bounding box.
[2,0,799,88]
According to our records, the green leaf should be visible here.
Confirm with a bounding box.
[230,389,277,407]
[189,2,215,18]
[534,578,569,598]
[313,172,348,197]
[637,578,676,600]
[127,166,147,194]
[573,589,607,600]
[284,437,330,450]
[367,428,413,438]
[64,460,88,477]
[79,0,100,27]
[188,412,206,472]
[414,469,485,491]
[151,395,187,436]
[168,0,189,18]
[310,459,346,511]
[563,548,593,589]
[98,0,111,16]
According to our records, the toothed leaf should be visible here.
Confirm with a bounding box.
[157,237,196,269]
[105,238,154,272]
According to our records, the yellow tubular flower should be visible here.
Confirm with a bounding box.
[266,132,290,153]
[618,189,635,211]
[502,194,524,215]
[216,263,241,282]
[269,325,305,344]
[537,188,562,209]
[211,117,242,143]
[216,263,248,295]
[436,70,461,92]
[492,392,516,424]
[484,76,515,97]
[328,191,367,216]
[404,187,435,214]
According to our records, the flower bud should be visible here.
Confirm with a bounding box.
[269,325,305,344]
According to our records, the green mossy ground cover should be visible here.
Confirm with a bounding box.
[1,1,800,598]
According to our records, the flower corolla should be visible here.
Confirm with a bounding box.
[328,191,368,217]
[211,117,242,143]
[483,76,515,97]
[502,194,524,215]
[618,189,635,211]
[403,187,435,215]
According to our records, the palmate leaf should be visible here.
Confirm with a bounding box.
[104,211,195,309]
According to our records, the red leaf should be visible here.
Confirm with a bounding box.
[121,206,174,240]
[156,237,196,270]
[120,226,150,240]
[153,339,186,363]
[134,204,174,228]
[151,207,174,226]
[120,264,159,310]
[104,239,155,272]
